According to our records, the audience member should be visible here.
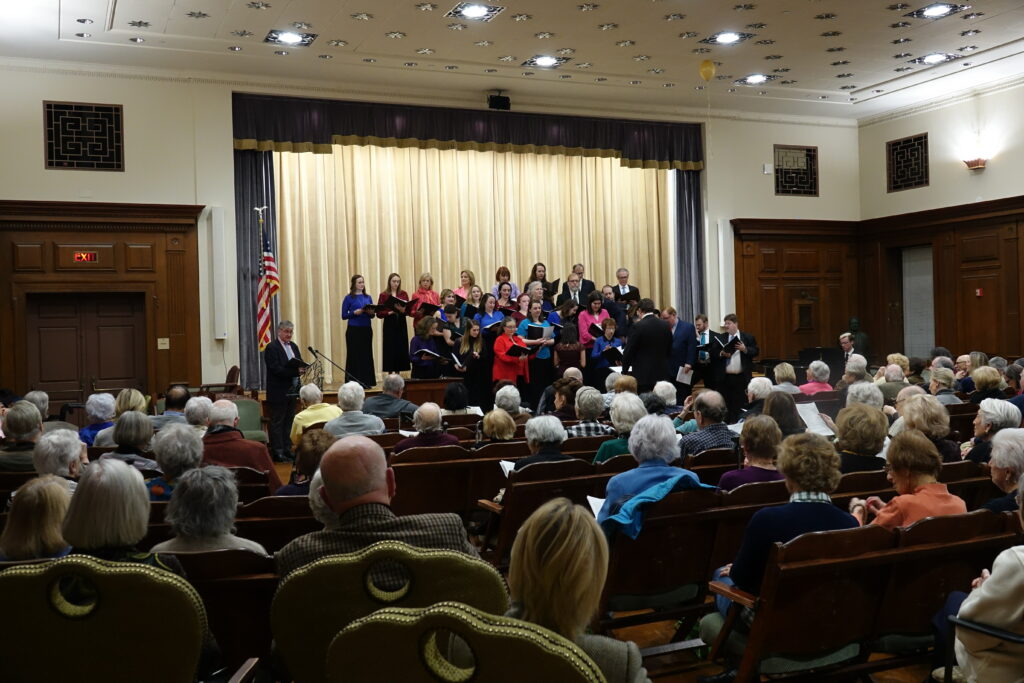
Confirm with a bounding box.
[495,384,530,425]
[504,498,651,683]
[479,408,517,444]
[878,364,909,404]
[969,366,1004,404]
[23,391,77,432]
[929,368,963,405]
[0,401,44,471]
[885,384,927,435]
[901,394,960,463]
[640,392,666,416]
[799,361,832,395]
[275,435,477,581]
[847,381,884,409]
[594,393,646,464]
[33,428,86,492]
[79,393,115,446]
[834,404,888,473]
[613,374,639,396]
[392,403,460,455]
[602,371,622,409]
[652,381,684,414]
[278,429,336,496]
[546,377,582,421]
[566,388,615,437]
[718,415,784,491]
[514,416,571,471]
[146,424,204,501]
[957,351,988,394]
[202,400,282,491]
[874,353,910,385]
[761,392,806,439]
[93,388,149,447]
[741,377,772,418]
[324,382,386,437]
[361,374,418,420]
[1004,363,1022,395]
[849,430,966,529]
[288,384,343,448]
[184,396,213,437]
[101,410,159,471]
[982,428,1024,513]
[770,362,802,394]
[62,458,183,574]
[151,466,267,554]
[0,476,71,561]
[679,391,735,459]
[151,385,191,430]
[906,357,927,386]
[964,398,1022,465]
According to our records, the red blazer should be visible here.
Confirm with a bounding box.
[493,334,529,383]
[376,289,410,319]
[202,429,283,492]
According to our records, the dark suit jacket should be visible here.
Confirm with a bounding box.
[264,339,305,404]
[622,314,673,387]
[669,320,698,383]
[557,278,595,304]
[613,285,640,303]
[202,428,283,491]
[712,331,759,383]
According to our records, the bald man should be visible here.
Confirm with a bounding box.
[275,435,478,581]
[391,403,460,455]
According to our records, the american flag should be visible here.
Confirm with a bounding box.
[256,219,280,351]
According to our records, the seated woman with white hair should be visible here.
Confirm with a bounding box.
[594,393,647,464]
[145,424,204,501]
[964,398,1022,465]
[652,381,684,414]
[150,466,267,554]
[742,377,773,418]
[799,360,833,395]
[62,458,183,574]
[92,388,149,448]
[566,388,615,438]
[184,396,213,437]
[494,383,530,425]
[513,416,570,471]
[100,410,160,472]
[78,392,115,446]
[981,428,1024,512]
[32,429,86,493]
[597,414,698,525]
[603,371,622,410]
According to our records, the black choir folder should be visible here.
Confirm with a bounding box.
[526,324,553,340]
[601,346,624,363]
[417,302,440,317]
[505,344,533,357]
[483,319,503,332]
[383,295,417,312]
[715,336,740,353]
[286,358,309,370]
[588,322,604,338]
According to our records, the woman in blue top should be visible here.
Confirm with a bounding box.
[517,301,555,410]
[591,317,623,390]
[475,293,504,333]
[341,274,376,387]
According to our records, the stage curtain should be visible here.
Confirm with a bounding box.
[273,144,670,385]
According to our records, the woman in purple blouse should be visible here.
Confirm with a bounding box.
[717,415,785,491]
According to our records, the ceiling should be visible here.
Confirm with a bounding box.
[5,0,1024,119]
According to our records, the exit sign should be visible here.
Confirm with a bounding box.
[74,251,98,262]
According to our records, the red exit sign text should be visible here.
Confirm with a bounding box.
[74,251,98,262]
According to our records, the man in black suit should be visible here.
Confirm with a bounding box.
[661,306,697,400]
[622,299,673,393]
[557,263,596,305]
[613,267,640,303]
[263,319,306,462]
[715,313,759,423]
[692,313,715,391]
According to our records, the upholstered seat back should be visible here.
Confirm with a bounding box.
[327,602,608,683]
[272,541,509,683]
[0,554,206,681]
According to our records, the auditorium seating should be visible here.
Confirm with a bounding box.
[683,447,742,486]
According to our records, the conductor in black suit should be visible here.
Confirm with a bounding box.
[715,313,759,423]
[662,306,698,400]
[264,319,306,462]
[613,267,640,303]
[622,299,673,393]
[557,263,596,304]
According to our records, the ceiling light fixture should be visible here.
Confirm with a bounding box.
[700,31,755,45]
[228,46,242,51]
[129,37,145,43]
[911,51,958,64]
[461,4,488,18]
[75,32,92,38]
[522,54,570,68]
[446,2,505,21]
[737,73,772,85]
[905,3,970,19]
[265,29,318,47]
[76,18,94,24]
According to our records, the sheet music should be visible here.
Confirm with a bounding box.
[586,495,605,517]
[676,366,693,384]
[795,402,834,436]
[499,460,516,477]
[727,422,743,435]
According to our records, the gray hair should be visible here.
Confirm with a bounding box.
[746,377,773,400]
[653,381,677,407]
[413,402,443,433]
[616,267,629,277]
[85,393,116,422]
[609,392,646,434]
[989,356,1009,373]
[931,367,955,388]
[605,372,622,392]
[884,364,905,382]
[299,383,323,405]
[184,396,213,427]
[524,415,567,447]
[845,354,868,373]
[278,320,294,330]
[381,374,405,395]
[494,385,522,415]
[22,391,49,417]
[526,280,543,297]
[564,367,583,383]
[978,399,1022,432]
[574,387,604,421]
[338,381,365,411]
[628,414,678,464]
[991,428,1024,475]
[847,382,884,409]
[62,458,149,549]
[694,390,728,424]
[165,466,239,538]
[809,360,831,383]
[3,401,43,441]
[113,410,153,449]
[33,429,81,476]
[932,356,954,371]
[150,424,203,479]
[307,469,335,525]
[209,400,239,426]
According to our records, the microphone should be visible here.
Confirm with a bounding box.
[308,346,318,356]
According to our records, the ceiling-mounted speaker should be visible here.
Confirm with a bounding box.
[488,94,511,110]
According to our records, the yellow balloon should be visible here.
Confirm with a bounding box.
[699,59,716,82]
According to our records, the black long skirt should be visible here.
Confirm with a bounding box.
[381,313,410,372]
[345,325,376,387]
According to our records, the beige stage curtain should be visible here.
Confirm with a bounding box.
[274,144,670,386]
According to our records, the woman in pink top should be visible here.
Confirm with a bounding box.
[577,291,610,349]
[453,269,476,299]
[849,429,966,529]
[799,360,833,395]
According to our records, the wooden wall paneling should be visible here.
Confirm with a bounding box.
[1000,223,1020,356]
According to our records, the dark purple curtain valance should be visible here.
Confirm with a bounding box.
[232,92,703,171]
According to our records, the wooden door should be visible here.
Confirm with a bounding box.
[25,293,147,415]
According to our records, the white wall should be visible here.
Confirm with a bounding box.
[859,80,1024,220]
[702,115,862,326]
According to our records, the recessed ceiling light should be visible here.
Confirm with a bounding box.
[534,32,554,39]
[895,66,913,71]
[815,13,837,20]
[629,80,641,85]
[232,30,255,37]
[894,52,912,58]
[764,55,782,60]
[534,55,557,66]
[905,3,970,19]
[961,29,980,36]
[228,46,242,51]
[873,89,885,93]
[449,23,467,30]
[772,67,790,73]
[362,57,376,62]
[475,40,493,47]
[756,39,775,45]
[914,51,957,64]
[129,37,145,43]
[633,54,650,61]
[265,30,318,47]
[559,74,572,79]
[75,32,91,38]
[616,40,635,47]
[417,3,437,10]
[826,47,846,52]
[579,4,599,11]
[663,83,675,87]
[247,1,271,8]
[680,31,699,39]
[522,71,535,76]
[417,47,436,54]
[759,91,768,95]
[836,73,854,78]
[512,14,532,21]
[444,65,458,70]
[890,21,911,28]
[274,50,289,55]
[648,67,664,74]
[594,77,607,82]
[186,11,210,19]
[738,73,768,85]
[445,2,505,21]
[733,4,755,10]
[821,31,841,37]
[818,95,828,99]
[692,47,711,54]
[779,79,797,84]
[598,23,618,30]
[700,31,755,45]
[576,62,592,68]
[962,12,983,19]
[556,47,575,55]
[893,37,912,43]
[484,67,497,72]
[831,60,850,66]
[328,40,348,47]
[386,31,406,39]
[961,61,972,66]
[318,54,333,59]
[461,4,488,18]
[694,85,705,91]
[76,18,94,24]
[351,13,373,21]
[129,20,150,29]
[405,62,419,67]
[665,13,685,21]
[498,55,515,61]
[746,22,766,29]
[523,55,570,68]
[727,88,736,93]
[887,3,910,9]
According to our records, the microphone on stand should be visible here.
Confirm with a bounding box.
[308,346,369,389]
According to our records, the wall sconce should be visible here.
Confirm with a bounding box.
[963,158,987,171]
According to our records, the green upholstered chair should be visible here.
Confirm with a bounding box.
[271,540,509,683]
[232,397,269,444]
[326,602,607,683]
[0,554,208,681]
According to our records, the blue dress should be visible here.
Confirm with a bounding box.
[342,293,375,387]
